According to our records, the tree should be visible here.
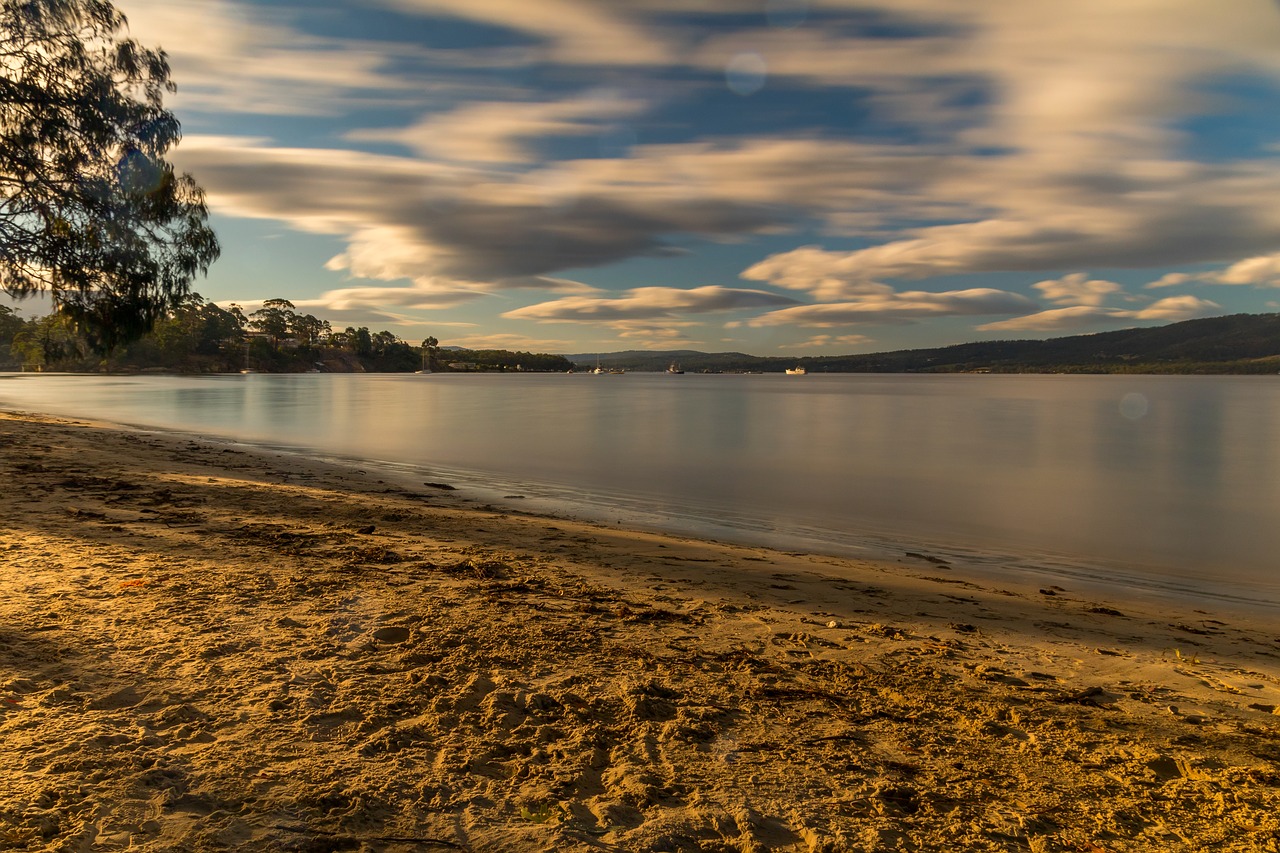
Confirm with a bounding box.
[0,0,219,353]
[421,335,438,370]
[137,292,242,370]
[248,298,296,349]
[0,303,23,366]
[290,312,329,350]
[10,310,80,368]
[349,326,373,357]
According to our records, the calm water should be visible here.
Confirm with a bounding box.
[4,372,1279,607]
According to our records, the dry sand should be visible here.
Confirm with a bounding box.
[1,409,1278,852]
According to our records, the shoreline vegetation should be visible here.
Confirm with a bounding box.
[0,298,573,376]
[1,410,1278,851]
[6,302,1280,376]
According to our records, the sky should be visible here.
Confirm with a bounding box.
[55,0,1280,354]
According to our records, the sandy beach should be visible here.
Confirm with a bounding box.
[1,409,1278,852]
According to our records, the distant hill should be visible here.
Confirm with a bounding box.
[568,313,1280,374]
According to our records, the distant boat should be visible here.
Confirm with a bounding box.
[785,366,806,375]
[593,356,624,374]
[667,362,684,374]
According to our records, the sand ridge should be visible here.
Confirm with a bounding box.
[1,410,1278,852]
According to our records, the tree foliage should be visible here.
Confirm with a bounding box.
[0,0,219,352]
[0,302,22,365]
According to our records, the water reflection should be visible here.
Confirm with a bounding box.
[2,372,1278,601]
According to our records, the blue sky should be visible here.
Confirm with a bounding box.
[71,0,1280,354]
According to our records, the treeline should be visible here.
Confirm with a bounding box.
[0,297,569,374]
[444,349,573,372]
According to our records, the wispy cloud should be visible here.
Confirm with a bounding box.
[1032,273,1125,308]
[444,332,576,351]
[504,286,796,322]
[124,0,423,115]
[174,135,928,292]
[347,93,648,165]
[747,288,1037,328]
[148,0,1280,350]
[1148,253,1280,289]
[977,296,1221,332]
[374,0,675,66]
[607,320,703,348]
[779,334,874,350]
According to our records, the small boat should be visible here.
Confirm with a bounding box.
[785,366,806,375]
[667,362,684,374]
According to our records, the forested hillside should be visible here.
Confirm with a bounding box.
[571,314,1280,374]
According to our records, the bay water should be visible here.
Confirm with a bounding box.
[3,371,1278,609]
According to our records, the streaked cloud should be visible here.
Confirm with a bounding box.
[977,296,1221,332]
[747,288,1036,328]
[1033,273,1125,308]
[347,93,647,165]
[608,320,702,348]
[174,134,927,293]
[373,0,674,66]
[124,0,422,115]
[138,0,1280,352]
[504,286,797,322]
[1148,253,1280,289]
[444,332,577,351]
[779,334,874,350]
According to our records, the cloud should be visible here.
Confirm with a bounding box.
[179,134,959,293]
[722,1,1280,294]
[348,93,647,165]
[747,288,1036,328]
[1132,295,1222,321]
[976,306,1132,332]
[607,320,702,347]
[742,181,1280,297]
[312,283,485,312]
[176,135,844,288]
[690,1,1280,162]
[977,295,1221,332]
[503,285,797,322]
[1146,272,1196,289]
[1214,254,1280,286]
[150,0,1280,354]
[779,334,874,350]
[307,274,594,316]
[1032,273,1124,307]
[1148,252,1280,289]
[123,0,423,115]
[374,0,674,66]
[445,333,575,351]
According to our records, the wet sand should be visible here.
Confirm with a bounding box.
[1,410,1278,852]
